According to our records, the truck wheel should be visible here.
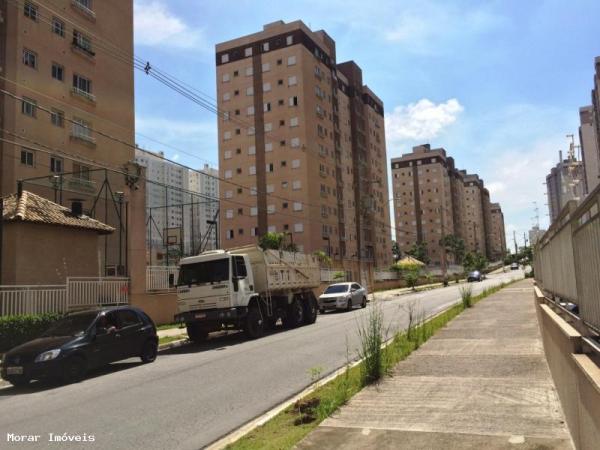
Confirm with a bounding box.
[187,323,208,343]
[283,299,304,329]
[303,295,318,325]
[245,306,264,339]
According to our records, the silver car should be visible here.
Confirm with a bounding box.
[319,282,367,313]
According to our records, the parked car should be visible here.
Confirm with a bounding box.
[318,282,367,313]
[0,307,158,387]
[467,271,483,282]
[510,262,519,270]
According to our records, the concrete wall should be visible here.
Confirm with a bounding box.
[534,286,600,449]
[130,292,178,326]
[2,222,101,284]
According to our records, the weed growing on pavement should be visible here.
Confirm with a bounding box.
[356,297,388,385]
[460,284,473,308]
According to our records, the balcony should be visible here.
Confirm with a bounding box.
[71,0,96,21]
[67,177,96,193]
[71,39,96,58]
[70,130,96,147]
[71,86,96,103]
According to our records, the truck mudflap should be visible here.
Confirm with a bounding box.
[175,306,248,324]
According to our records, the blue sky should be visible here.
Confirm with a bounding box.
[132,0,600,249]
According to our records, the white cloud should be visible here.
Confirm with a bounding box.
[385,98,463,145]
[134,0,208,50]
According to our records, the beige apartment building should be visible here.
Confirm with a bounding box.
[215,20,391,278]
[391,144,505,266]
[0,0,142,280]
[490,202,507,260]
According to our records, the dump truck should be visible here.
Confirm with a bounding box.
[174,245,320,341]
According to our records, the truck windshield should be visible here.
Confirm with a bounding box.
[178,258,230,286]
[324,285,349,294]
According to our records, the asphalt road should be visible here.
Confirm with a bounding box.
[0,270,524,449]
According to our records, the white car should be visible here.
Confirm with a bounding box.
[319,282,367,313]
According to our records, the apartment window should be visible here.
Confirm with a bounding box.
[264,102,271,112]
[226,230,234,240]
[224,150,232,159]
[24,2,38,21]
[20,148,34,166]
[280,140,286,146]
[52,63,64,81]
[289,96,298,106]
[293,202,303,211]
[290,138,300,148]
[50,108,64,127]
[50,156,63,173]
[246,105,255,116]
[292,180,301,190]
[223,92,230,101]
[244,47,252,57]
[22,49,37,68]
[225,190,233,199]
[287,56,296,66]
[249,166,256,175]
[73,30,94,55]
[74,0,93,10]
[223,111,230,121]
[248,145,256,155]
[294,223,304,233]
[246,86,254,96]
[72,117,93,141]
[250,207,258,216]
[266,163,274,172]
[278,99,284,106]
[247,127,255,136]
[236,167,242,174]
[234,90,239,96]
[278,79,283,86]
[263,82,271,92]
[291,159,300,169]
[250,187,257,196]
[221,53,229,63]
[266,184,274,193]
[224,170,232,179]
[283,202,288,209]
[262,62,270,72]
[21,97,37,117]
[73,74,92,95]
[277,59,282,65]
[280,160,287,167]
[235,109,240,115]
[290,117,299,127]
[264,123,272,132]
[73,163,90,180]
[279,119,285,126]
[222,73,230,83]
[282,181,288,188]
[265,143,273,152]
[267,205,276,214]
[223,131,231,140]
[286,35,293,45]
[52,17,65,36]
[288,75,297,86]
[226,210,234,219]
[245,67,253,76]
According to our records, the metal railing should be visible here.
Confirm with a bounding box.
[320,268,348,283]
[146,266,179,292]
[534,185,600,332]
[0,278,129,316]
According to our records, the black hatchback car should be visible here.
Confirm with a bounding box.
[1,306,158,387]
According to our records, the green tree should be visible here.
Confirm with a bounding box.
[406,242,430,265]
[258,232,297,252]
[391,260,423,291]
[313,250,332,267]
[440,235,465,265]
[463,251,488,272]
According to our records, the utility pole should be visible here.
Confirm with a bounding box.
[513,230,518,255]
[523,232,528,249]
[0,197,3,285]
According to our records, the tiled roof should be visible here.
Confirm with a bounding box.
[1,191,114,234]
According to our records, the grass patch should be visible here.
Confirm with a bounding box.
[158,334,187,346]
[157,322,183,331]
[226,279,519,450]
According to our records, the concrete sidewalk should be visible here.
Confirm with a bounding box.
[297,279,573,450]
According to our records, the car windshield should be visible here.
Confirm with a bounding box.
[178,258,230,286]
[324,285,349,294]
[42,312,97,337]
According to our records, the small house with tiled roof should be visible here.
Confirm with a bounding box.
[1,190,114,284]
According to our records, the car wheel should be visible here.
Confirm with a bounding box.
[346,299,352,312]
[361,296,367,308]
[186,323,209,343]
[7,376,30,387]
[303,295,318,325]
[245,306,265,339]
[283,299,304,328]
[140,339,158,363]
[62,356,87,384]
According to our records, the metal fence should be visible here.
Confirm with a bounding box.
[320,268,351,283]
[146,266,179,291]
[0,277,129,316]
[534,186,600,332]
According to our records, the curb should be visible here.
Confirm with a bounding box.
[158,338,189,352]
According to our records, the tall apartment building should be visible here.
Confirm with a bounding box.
[489,203,506,259]
[392,145,505,265]
[528,225,546,248]
[215,20,391,278]
[579,106,599,194]
[135,149,220,258]
[0,0,139,277]
[545,151,586,223]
